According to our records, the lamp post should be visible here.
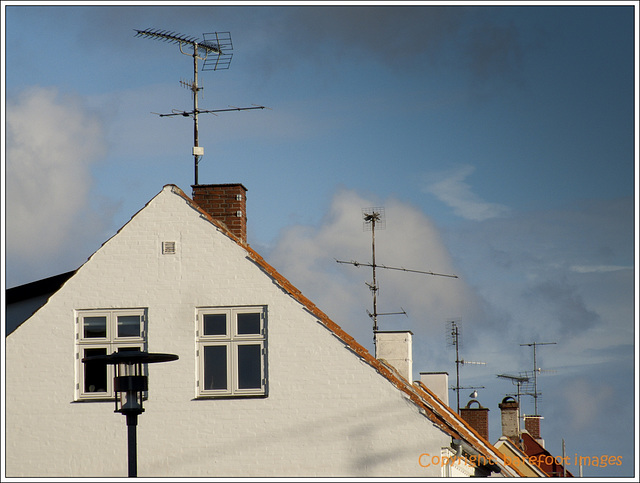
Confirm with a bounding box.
[82,350,179,477]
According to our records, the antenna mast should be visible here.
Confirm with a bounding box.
[336,207,457,347]
[364,208,383,334]
[447,319,485,413]
[135,28,265,185]
[337,208,407,347]
[520,341,556,415]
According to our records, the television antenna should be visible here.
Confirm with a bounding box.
[336,208,404,345]
[447,319,486,413]
[336,207,457,347]
[496,373,532,407]
[520,341,557,415]
[135,28,265,185]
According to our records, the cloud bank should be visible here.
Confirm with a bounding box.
[6,87,111,284]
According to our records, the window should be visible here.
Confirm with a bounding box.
[196,306,266,397]
[75,309,146,400]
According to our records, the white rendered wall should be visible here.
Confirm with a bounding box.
[6,186,450,477]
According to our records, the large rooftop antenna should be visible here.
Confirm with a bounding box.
[447,319,486,413]
[520,341,557,415]
[336,207,457,346]
[338,208,405,344]
[135,28,265,185]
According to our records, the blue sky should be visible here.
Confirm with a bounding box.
[3,2,638,477]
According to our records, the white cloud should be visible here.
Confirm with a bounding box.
[6,87,109,278]
[424,164,510,221]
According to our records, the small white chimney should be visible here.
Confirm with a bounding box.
[375,331,412,382]
[419,372,449,406]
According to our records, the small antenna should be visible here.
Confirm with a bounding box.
[519,341,557,415]
[135,28,265,185]
[496,373,531,407]
[447,319,486,413]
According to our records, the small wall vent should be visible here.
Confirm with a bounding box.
[162,241,176,254]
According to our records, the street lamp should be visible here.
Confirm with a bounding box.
[82,350,179,477]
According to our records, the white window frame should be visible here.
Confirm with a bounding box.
[75,308,147,401]
[196,306,267,398]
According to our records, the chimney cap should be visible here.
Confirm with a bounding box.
[375,330,414,334]
[499,396,519,409]
[464,399,488,410]
[191,182,247,191]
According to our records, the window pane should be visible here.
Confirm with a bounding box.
[237,313,261,335]
[83,316,107,338]
[204,314,227,336]
[238,344,262,389]
[117,315,141,338]
[203,345,227,390]
[84,348,108,393]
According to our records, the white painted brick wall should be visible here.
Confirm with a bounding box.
[6,186,450,477]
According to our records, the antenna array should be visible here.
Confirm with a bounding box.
[135,28,265,185]
[447,319,486,413]
[519,341,556,415]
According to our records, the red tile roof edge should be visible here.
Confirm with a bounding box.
[522,432,574,477]
[171,185,522,477]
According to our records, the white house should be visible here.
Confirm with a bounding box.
[5,183,523,477]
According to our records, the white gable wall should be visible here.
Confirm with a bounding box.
[6,186,450,477]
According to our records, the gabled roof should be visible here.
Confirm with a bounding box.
[494,436,549,477]
[8,184,523,476]
[170,185,524,476]
[6,270,76,304]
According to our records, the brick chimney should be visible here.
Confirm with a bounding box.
[460,399,490,441]
[524,415,545,447]
[192,184,248,244]
[375,331,413,382]
[498,396,520,445]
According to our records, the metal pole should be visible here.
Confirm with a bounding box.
[193,44,200,186]
[455,325,460,413]
[371,216,377,337]
[126,413,138,477]
[533,343,538,415]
